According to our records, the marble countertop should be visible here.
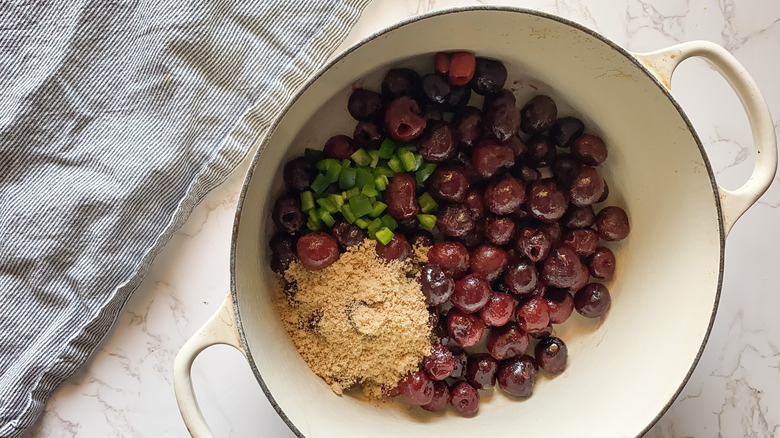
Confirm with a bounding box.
[25,0,780,436]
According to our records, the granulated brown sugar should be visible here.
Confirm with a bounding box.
[277,239,431,398]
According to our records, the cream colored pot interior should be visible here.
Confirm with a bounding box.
[233,9,722,438]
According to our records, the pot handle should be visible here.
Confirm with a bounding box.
[634,41,777,236]
[174,293,244,438]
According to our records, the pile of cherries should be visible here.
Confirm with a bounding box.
[269,51,629,416]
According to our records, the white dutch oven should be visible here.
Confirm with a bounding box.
[173,7,777,438]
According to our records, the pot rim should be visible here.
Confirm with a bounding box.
[229,5,725,437]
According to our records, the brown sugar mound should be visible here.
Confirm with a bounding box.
[276,239,431,398]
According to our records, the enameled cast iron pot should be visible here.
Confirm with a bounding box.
[173,7,777,438]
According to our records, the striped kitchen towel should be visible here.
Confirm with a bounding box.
[0,0,370,436]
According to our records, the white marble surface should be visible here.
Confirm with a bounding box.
[25,0,780,436]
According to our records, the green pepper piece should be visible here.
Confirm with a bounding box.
[374,175,389,191]
[415,162,437,185]
[362,183,379,197]
[397,149,417,172]
[368,150,381,168]
[417,214,436,231]
[369,201,387,218]
[339,167,357,190]
[300,191,315,212]
[355,167,374,188]
[316,198,338,214]
[378,139,396,159]
[310,173,330,194]
[348,194,373,217]
[418,192,438,214]
[351,148,372,167]
[341,204,357,224]
[355,217,370,229]
[380,214,398,231]
[375,227,394,245]
[387,156,403,173]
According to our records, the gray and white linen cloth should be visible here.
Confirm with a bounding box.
[0,0,370,435]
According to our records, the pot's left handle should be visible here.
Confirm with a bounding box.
[174,293,244,438]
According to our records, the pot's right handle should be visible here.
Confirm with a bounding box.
[634,41,777,236]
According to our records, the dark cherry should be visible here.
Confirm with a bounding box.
[570,262,590,293]
[434,52,451,75]
[323,134,356,160]
[272,194,304,235]
[429,166,470,202]
[535,336,568,374]
[375,233,411,262]
[385,96,426,141]
[574,283,612,318]
[549,116,585,147]
[418,121,457,162]
[455,106,483,148]
[570,166,605,207]
[562,228,600,257]
[483,88,516,111]
[283,157,315,191]
[564,205,596,229]
[516,227,551,262]
[486,322,529,360]
[427,307,440,331]
[458,221,486,251]
[595,206,630,241]
[446,308,485,347]
[421,380,450,412]
[450,381,480,416]
[526,179,569,223]
[269,234,297,273]
[497,354,538,398]
[381,68,422,101]
[446,85,472,109]
[422,73,451,104]
[422,104,444,122]
[296,232,339,270]
[423,344,457,381]
[479,292,515,327]
[539,221,563,244]
[465,353,498,390]
[572,133,608,166]
[515,296,550,333]
[528,324,553,338]
[544,287,575,324]
[449,51,477,86]
[463,189,486,221]
[385,173,420,219]
[598,180,610,203]
[353,120,384,149]
[427,241,470,278]
[504,135,528,159]
[398,369,434,406]
[470,57,507,95]
[407,229,434,248]
[588,246,616,280]
[471,141,514,179]
[470,245,509,281]
[419,264,455,306]
[483,215,516,246]
[437,203,475,238]
[485,102,521,142]
[551,154,581,189]
[520,95,557,134]
[513,165,541,183]
[484,176,525,215]
[526,135,557,167]
[347,88,383,121]
[450,347,469,379]
[541,244,585,289]
[452,274,491,313]
[330,221,367,250]
[505,258,538,296]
